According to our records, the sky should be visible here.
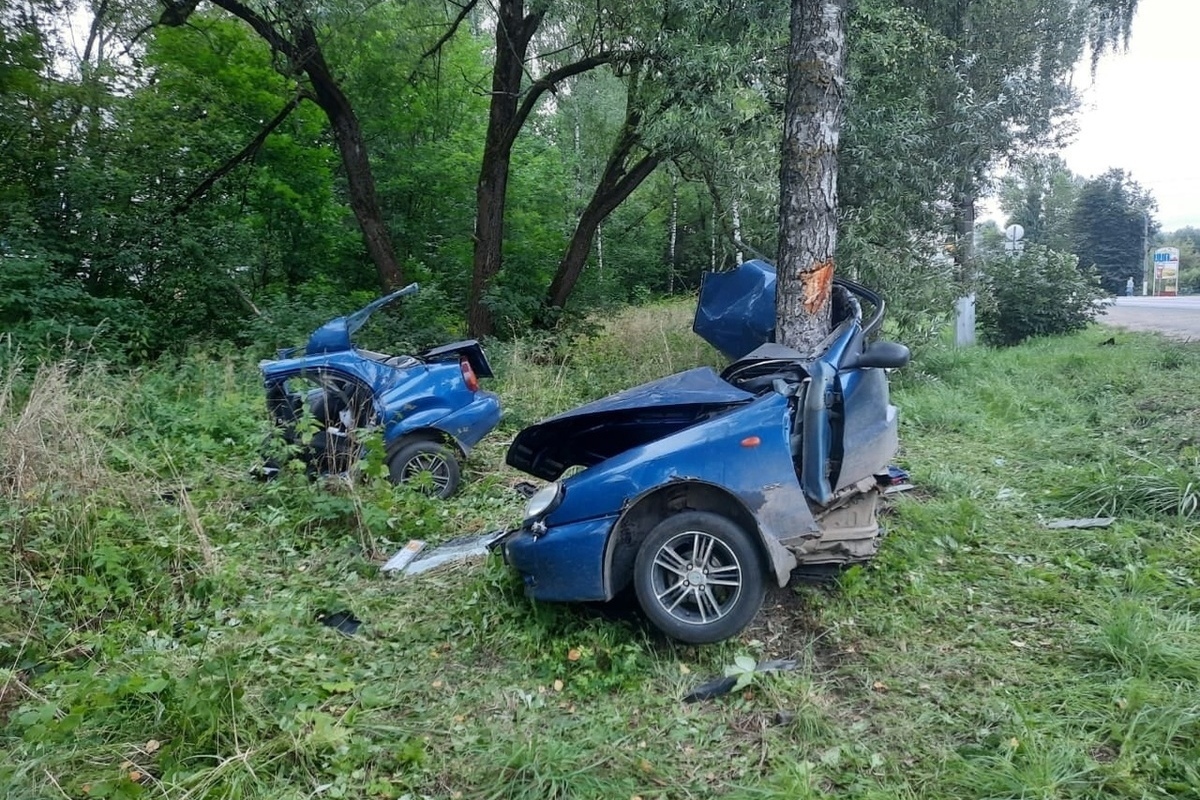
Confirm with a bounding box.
[1059,0,1200,232]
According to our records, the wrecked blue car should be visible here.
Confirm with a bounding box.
[260,284,501,498]
[497,260,909,644]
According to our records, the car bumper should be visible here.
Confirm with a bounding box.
[497,515,617,602]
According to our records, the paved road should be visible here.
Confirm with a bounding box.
[1099,296,1200,341]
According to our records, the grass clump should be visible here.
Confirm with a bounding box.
[3,308,1200,798]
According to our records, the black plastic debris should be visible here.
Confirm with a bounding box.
[683,658,800,703]
[318,610,362,636]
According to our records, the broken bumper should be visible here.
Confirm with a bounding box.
[497,515,616,603]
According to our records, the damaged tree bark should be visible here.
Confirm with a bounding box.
[775,0,847,352]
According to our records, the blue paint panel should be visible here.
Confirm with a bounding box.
[693,260,777,360]
[504,518,615,601]
[260,286,502,489]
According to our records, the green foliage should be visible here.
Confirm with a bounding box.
[5,300,1200,798]
[977,246,1106,345]
[998,154,1082,252]
[1069,168,1156,294]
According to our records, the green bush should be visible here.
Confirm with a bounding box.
[977,246,1106,346]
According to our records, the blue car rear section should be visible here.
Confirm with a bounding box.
[259,285,501,493]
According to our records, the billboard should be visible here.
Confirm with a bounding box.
[1154,247,1180,296]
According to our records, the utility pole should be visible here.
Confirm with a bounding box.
[1142,210,1150,296]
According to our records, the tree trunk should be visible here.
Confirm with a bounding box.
[465,0,611,337]
[775,0,848,352]
[668,171,678,294]
[166,1,406,292]
[544,146,659,311]
[952,188,976,274]
[300,30,404,292]
[544,155,658,311]
[468,0,539,338]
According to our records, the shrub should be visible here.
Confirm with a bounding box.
[977,246,1106,346]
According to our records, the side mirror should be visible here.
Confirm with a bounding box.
[846,340,910,370]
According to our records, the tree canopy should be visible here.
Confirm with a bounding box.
[0,0,1157,359]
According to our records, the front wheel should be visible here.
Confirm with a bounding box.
[633,511,766,644]
[387,439,461,499]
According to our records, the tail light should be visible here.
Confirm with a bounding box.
[460,357,479,392]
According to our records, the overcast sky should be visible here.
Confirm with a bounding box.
[1061,0,1200,232]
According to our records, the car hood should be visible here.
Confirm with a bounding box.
[506,367,754,481]
[304,283,419,355]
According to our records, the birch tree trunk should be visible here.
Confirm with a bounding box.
[775,0,847,352]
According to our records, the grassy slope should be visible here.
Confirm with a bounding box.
[2,303,1199,799]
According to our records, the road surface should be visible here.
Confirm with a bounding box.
[1098,296,1200,341]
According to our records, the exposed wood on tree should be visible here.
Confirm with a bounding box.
[775,0,847,353]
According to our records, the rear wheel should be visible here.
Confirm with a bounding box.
[633,511,766,644]
[387,439,461,499]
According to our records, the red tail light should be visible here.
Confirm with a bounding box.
[460,358,479,392]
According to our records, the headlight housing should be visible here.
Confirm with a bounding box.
[524,482,563,522]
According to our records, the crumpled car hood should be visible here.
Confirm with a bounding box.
[506,367,754,481]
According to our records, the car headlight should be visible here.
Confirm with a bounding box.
[524,482,563,521]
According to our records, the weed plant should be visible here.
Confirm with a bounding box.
[2,305,1199,798]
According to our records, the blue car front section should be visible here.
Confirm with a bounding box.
[503,516,616,601]
[502,391,818,603]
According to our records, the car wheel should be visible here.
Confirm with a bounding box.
[633,511,766,644]
[388,439,461,499]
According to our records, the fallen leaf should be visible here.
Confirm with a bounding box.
[1008,737,1020,749]
[679,663,691,675]
[872,681,888,693]
[144,739,161,754]
[120,761,134,770]
[1010,640,1027,649]
[552,679,563,692]
[638,758,653,774]
[129,771,143,783]
[431,680,443,689]
[81,785,91,794]
[567,648,581,662]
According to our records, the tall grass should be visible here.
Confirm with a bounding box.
[3,311,1200,798]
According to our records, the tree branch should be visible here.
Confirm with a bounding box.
[510,52,615,142]
[81,0,109,65]
[173,93,304,215]
[406,0,479,85]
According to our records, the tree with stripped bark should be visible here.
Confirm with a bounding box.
[775,0,846,352]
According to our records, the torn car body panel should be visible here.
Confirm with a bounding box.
[499,262,909,643]
[259,285,501,494]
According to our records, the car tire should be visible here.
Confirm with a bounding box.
[387,439,461,499]
[633,511,766,644]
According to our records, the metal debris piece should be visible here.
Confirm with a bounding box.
[381,539,426,572]
[318,610,361,636]
[385,531,507,576]
[683,658,800,703]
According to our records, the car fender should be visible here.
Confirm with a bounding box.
[601,478,799,598]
